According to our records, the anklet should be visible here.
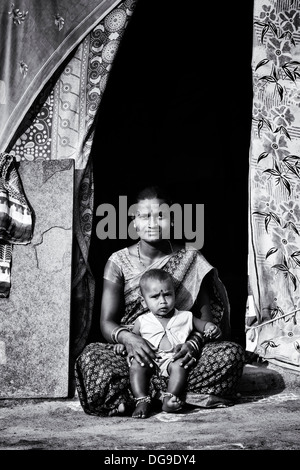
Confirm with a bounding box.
[161,392,175,399]
[134,396,151,405]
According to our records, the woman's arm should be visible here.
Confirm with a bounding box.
[192,276,222,340]
[100,278,125,342]
[100,278,156,366]
[196,275,214,322]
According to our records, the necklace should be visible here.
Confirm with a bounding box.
[137,241,146,267]
[136,240,174,268]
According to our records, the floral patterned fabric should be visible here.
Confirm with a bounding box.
[0,0,123,153]
[248,0,300,371]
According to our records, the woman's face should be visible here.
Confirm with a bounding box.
[134,197,171,242]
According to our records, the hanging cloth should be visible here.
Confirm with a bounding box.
[248,0,300,370]
[0,152,32,297]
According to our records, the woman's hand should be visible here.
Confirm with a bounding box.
[172,342,198,369]
[121,331,157,368]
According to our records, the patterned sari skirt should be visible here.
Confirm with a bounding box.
[75,339,245,416]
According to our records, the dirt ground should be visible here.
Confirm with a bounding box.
[1,388,300,456]
[1,363,299,460]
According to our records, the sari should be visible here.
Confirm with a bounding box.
[75,246,245,416]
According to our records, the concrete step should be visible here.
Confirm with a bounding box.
[237,362,300,393]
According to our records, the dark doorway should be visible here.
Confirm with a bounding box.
[88,1,254,347]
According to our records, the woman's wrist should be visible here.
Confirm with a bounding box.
[110,326,130,344]
[186,339,201,357]
[186,331,203,357]
[113,327,133,345]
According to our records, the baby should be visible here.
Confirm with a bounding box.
[115,268,221,418]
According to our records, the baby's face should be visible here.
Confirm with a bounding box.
[142,278,175,317]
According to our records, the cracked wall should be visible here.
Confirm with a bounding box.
[0,159,74,398]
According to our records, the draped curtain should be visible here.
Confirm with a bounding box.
[248,0,300,371]
[0,0,137,366]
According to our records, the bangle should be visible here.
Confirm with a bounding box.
[186,331,203,355]
[188,331,203,341]
[186,339,201,356]
[110,326,119,343]
[115,326,130,343]
[187,339,199,351]
[111,326,129,344]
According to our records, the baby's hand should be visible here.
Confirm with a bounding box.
[204,322,221,340]
[113,343,127,356]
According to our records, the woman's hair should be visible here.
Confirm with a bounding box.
[139,268,174,294]
[128,185,174,220]
[135,185,173,205]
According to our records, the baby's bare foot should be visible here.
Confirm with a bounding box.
[162,394,184,413]
[132,401,151,418]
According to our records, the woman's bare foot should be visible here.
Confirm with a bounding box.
[108,402,126,417]
[162,393,184,413]
[132,396,151,419]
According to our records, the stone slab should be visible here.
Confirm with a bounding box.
[0,159,74,398]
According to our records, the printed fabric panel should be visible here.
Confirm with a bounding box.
[248,0,300,371]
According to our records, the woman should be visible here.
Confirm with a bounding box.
[75,185,245,416]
